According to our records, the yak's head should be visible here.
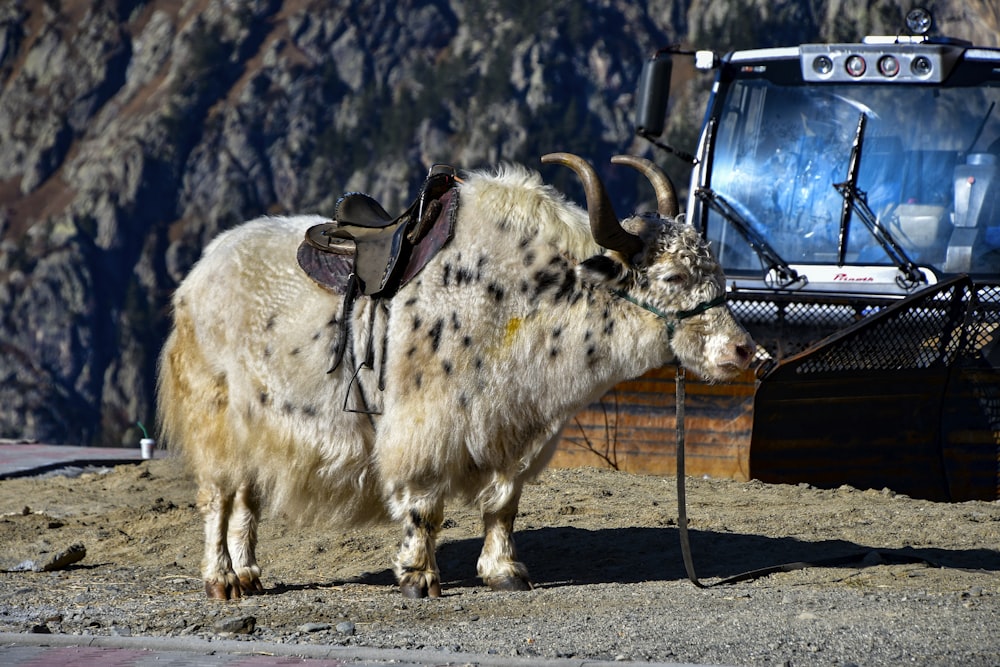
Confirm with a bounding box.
[542,152,755,382]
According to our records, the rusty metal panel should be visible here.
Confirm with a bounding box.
[553,366,755,479]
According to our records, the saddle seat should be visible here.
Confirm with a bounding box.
[298,164,460,298]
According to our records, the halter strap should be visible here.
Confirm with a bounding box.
[611,290,728,339]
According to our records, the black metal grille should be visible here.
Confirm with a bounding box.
[730,279,1000,373]
[793,282,969,374]
[729,294,889,362]
[966,283,1000,357]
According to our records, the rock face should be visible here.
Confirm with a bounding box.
[0,0,993,445]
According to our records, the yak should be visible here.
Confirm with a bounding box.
[157,153,755,599]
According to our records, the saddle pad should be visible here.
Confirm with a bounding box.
[399,187,459,287]
[296,240,353,294]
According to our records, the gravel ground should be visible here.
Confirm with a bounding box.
[1,456,998,666]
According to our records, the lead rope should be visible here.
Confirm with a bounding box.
[674,364,707,588]
[673,365,936,587]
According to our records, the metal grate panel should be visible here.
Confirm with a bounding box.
[729,294,889,362]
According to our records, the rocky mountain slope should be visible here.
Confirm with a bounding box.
[0,0,996,445]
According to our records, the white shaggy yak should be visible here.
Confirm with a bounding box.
[157,153,754,599]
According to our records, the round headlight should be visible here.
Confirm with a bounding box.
[911,56,933,77]
[878,55,900,77]
[906,8,933,36]
[812,55,833,75]
[845,55,867,77]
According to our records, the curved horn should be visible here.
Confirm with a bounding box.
[541,152,643,260]
[610,154,678,218]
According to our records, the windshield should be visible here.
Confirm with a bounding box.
[703,77,1000,277]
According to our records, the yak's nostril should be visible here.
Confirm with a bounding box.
[736,343,753,361]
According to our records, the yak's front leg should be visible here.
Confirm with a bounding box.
[478,487,532,591]
[392,494,444,598]
[197,481,243,600]
[227,482,264,595]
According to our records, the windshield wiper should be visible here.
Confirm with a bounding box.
[833,112,927,290]
[695,118,804,290]
[696,187,805,289]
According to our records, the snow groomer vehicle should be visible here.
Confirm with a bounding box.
[556,7,1000,501]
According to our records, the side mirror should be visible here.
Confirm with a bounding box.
[634,52,673,138]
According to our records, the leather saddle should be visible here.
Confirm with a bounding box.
[297,164,460,298]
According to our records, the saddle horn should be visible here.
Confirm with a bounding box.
[541,152,644,262]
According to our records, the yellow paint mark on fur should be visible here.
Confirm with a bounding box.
[503,317,523,347]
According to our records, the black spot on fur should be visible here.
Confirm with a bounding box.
[584,329,593,342]
[265,314,276,330]
[407,345,417,358]
[456,267,475,285]
[553,271,576,302]
[264,344,273,358]
[550,347,560,358]
[302,405,317,417]
[586,344,596,357]
[442,263,452,287]
[523,250,536,267]
[451,312,461,331]
[282,402,295,415]
[409,509,425,529]
[533,270,561,296]
[459,393,468,408]
[520,280,530,294]
[412,315,423,331]
[603,319,615,335]
[442,360,453,375]
[290,347,301,356]
[429,319,444,352]
[462,335,472,347]
[405,297,418,307]
[415,373,423,389]
[487,283,505,302]
[475,357,483,371]
[259,392,269,405]
[312,330,322,341]
[552,326,562,339]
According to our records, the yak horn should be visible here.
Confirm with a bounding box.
[610,154,678,218]
[541,152,643,261]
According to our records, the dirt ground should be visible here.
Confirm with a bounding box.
[1,455,999,666]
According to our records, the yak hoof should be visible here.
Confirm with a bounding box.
[239,575,265,595]
[487,575,533,592]
[399,579,442,599]
[205,580,238,600]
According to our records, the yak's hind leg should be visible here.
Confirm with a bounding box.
[227,482,264,595]
[477,484,532,591]
[391,492,444,598]
[198,479,259,600]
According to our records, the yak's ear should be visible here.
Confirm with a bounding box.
[577,254,629,287]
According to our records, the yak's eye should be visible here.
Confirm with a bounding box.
[663,273,686,285]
